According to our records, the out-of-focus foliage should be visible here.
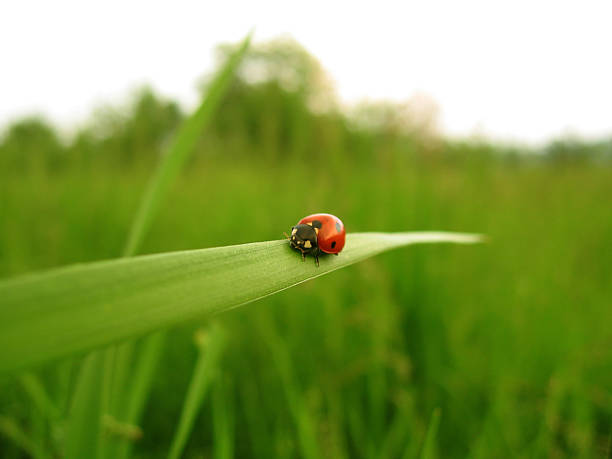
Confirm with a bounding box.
[544,136,612,165]
[2,38,609,173]
[216,37,337,111]
[0,38,611,458]
[0,118,64,172]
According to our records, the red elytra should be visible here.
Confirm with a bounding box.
[298,213,346,254]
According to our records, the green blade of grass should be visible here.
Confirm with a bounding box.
[113,332,165,459]
[255,310,320,459]
[419,408,442,459]
[0,415,49,459]
[168,325,225,459]
[64,353,108,458]
[19,373,62,422]
[0,232,482,374]
[122,32,252,257]
[211,374,235,459]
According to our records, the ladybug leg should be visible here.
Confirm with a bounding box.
[314,249,320,267]
[301,251,306,262]
[334,253,339,256]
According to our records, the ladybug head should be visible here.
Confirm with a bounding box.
[288,223,320,254]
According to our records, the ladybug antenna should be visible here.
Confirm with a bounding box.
[283,232,291,240]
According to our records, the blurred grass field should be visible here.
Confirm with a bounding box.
[1,39,611,458]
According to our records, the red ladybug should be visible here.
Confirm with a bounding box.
[285,213,346,266]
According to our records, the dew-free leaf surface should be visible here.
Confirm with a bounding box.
[0,232,482,373]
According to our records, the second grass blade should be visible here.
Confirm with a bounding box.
[123,34,252,257]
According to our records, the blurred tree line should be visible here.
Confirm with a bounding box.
[1,38,611,175]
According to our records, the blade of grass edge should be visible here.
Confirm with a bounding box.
[70,32,253,459]
[0,232,483,374]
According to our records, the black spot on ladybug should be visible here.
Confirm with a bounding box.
[331,241,336,249]
[335,221,342,232]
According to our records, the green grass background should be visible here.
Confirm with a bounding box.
[1,38,611,458]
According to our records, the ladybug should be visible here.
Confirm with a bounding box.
[285,213,346,266]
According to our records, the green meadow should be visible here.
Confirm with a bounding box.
[1,39,611,458]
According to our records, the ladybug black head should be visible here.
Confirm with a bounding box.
[289,223,318,254]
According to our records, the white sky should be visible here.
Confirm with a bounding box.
[1,0,611,144]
